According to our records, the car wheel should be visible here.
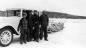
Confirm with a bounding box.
[0,28,13,47]
[47,28,52,33]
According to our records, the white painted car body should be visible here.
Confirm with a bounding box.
[0,16,22,34]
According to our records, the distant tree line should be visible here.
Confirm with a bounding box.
[45,11,86,19]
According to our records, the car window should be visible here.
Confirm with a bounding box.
[0,11,7,17]
[7,10,21,17]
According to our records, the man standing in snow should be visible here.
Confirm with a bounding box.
[39,11,49,41]
[32,10,40,42]
[17,12,28,44]
[27,11,34,41]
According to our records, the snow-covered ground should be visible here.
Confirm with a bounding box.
[2,19,86,48]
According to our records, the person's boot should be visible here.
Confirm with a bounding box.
[44,38,48,41]
[40,38,43,40]
[27,40,30,42]
[24,41,27,44]
[39,36,43,40]
[24,38,27,44]
[35,39,39,42]
[27,38,30,42]
[45,39,48,41]
[36,40,39,42]
[20,41,23,44]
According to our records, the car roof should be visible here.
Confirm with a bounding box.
[6,8,22,11]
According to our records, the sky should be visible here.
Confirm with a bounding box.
[0,0,86,16]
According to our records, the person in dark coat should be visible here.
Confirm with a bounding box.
[27,11,34,41]
[39,11,49,41]
[32,10,40,42]
[26,10,33,42]
[17,12,28,44]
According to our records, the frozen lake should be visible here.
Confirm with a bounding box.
[2,19,86,48]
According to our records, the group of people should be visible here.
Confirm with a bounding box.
[17,10,49,44]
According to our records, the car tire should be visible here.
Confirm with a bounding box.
[0,28,13,47]
[47,28,52,33]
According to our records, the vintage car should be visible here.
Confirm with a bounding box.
[0,8,33,47]
[47,18,64,33]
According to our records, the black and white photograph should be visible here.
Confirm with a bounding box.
[0,0,86,48]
